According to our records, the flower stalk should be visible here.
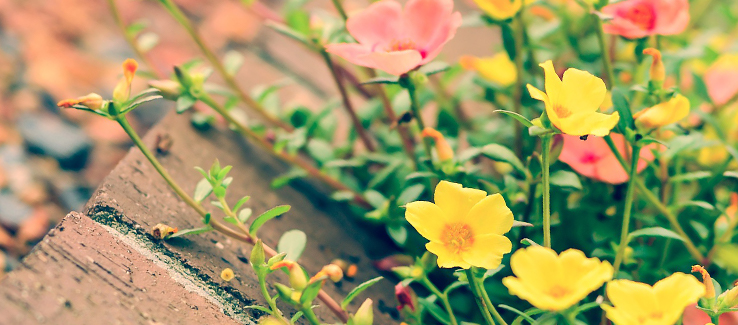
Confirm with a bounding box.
[594,14,616,89]
[541,134,553,248]
[612,143,641,273]
[467,268,508,325]
[421,275,459,325]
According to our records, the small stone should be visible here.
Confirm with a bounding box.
[0,225,14,250]
[0,193,33,229]
[17,113,92,170]
[18,182,48,206]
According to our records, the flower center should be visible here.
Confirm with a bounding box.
[622,3,656,31]
[386,39,417,52]
[553,104,572,118]
[637,311,664,323]
[580,151,600,164]
[441,223,474,253]
[548,285,569,298]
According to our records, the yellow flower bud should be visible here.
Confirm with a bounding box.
[718,286,738,309]
[311,264,343,283]
[151,223,178,240]
[633,94,690,129]
[113,59,139,103]
[221,268,235,282]
[643,48,665,83]
[352,299,374,325]
[270,260,308,290]
[421,127,454,162]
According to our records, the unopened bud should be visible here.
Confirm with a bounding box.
[149,80,183,101]
[113,59,139,103]
[643,48,665,83]
[395,282,417,312]
[251,240,266,267]
[151,223,178,240]
[57,93,105,110]
[692,265,716,299]
[421,127,454,161]
[259,316,289,325]
[311,264,343,283]
[352,299,374,325]
[270,260,308,290]
[718,286,738,309]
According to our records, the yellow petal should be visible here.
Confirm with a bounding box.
[634,94,691,129]
[434,181,487,222]
[606,279,658,320]
[463,194,514,236]
[560,68,607,115]
[473,53,517,86]
[601,304,635,325]
[509,246,561,293]
[426,241,470,269]
[540,60,563,105]
[405,201,447,242]
[461,234,511,269]
[653,272,705,321]
[472,0,522,20]
[502,276,570,311]
[557,111,620,136]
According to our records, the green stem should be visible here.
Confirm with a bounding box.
[594,15,616,89]
[467,268,508,325]
[156,0,291,131]
[512,11,526,159]
[712,314,720,325]
[541,135,553,248]
[421,276,459,325]
[301,306,323,325]
[603,136,705,263]
[612,143,641,273]
[330,0,348,22]
[258,272,290,322]
[319,49,375,151]
[406,81,433,158]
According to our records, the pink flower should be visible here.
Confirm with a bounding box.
[558,134,655,185]
[602,0,689,39]
[325,0,462,76]
[705,55,738,106]
[682,304,738,325]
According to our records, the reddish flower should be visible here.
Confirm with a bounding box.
[558,134,655,185]
[395,282,417,312]
[602,0,689,39]
[325,0,462,76]
[682,304,738,325]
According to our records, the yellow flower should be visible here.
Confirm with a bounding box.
[472,0,522,21]
[405,181,514,269]
[633,94,690,129]
[502,246,613,311]
[602,273,705,325]
[460,53,517,87]
[527,60,620,136]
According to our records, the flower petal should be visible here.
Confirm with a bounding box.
[461,234,511,269]
[402,0,454,48]
[325,43,376,68]
[509,246,561,291]
[417,12,462,65]
[433,181,487,223]
[346,0,402,46]
[540,60,563,106]
[652,0,690,36]
[426,241,470,269]
[557,111,620,136]
[606,279,658,321]
[405,201,447,242]
[463,194,513,236]
[634,94,690,128]
[560,68,607,114]
[653,272,705,321]
[359,50,423,76]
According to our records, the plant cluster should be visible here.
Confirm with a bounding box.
[57,0,738,324]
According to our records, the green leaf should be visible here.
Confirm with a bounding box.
[277,230,307,261]
[300,277,325,305]
[419,61,450,76]
[271,168,308,189]
[249,205,291,235]
[627,227,685,243]
[549,170,583,191]
[193,178,213,202]
[498,304,536,324]
[493,109,533,127]
[387,225,408,246]
[611,88,634,132]
[137,32,159,53]
[290,311,304,323]
[233,196,251,212]
[692,72,713,104]
[500,23,516,62]
[397,184,426,205]
[341,276,384,309]
[223,51,245,76]
[367,161,402,189]
[244,305,272,314]
[405,171,437,181]
[672,200,715,211]
[238,208,253,223]
[419,297,451,325]
[482,265,505,280]
[168,225,213,238]
[265,21,311,47]
[362,76,400,85]
[480,144,527,175]
[638,136,669,148]
[512,220,533,227]
[176,94,196,113]
[669,171,712,183]
[331,191,355,202]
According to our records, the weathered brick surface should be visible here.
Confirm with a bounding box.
[0,111,399,324]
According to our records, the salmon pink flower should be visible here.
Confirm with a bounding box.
[683,304,738,325]
[602,0,689,39]
[558,134,655,184]
[325,0,462,76]
[705,55,738,106]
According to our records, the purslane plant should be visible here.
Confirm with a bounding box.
[60,0,738,323]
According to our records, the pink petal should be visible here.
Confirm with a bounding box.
[402,0,455,48]
[706,68,738,105]
[346,0,402,47]
[418,11,463,64]
[653,0,689,36]
[602,0,653,39]
[359,50,423,76]
[325,43,377,69]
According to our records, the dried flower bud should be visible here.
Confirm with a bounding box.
[151,223,178,240]
[149,80,183,101]
[643,48,665,83]
[221,268,235,281]
[57,93,104,110]
[692,265,716,299]
[421,127,454,161]
[311,264,343,283]
[395,282,417,312]
[113,59,139,103]
[352,299,373,325]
